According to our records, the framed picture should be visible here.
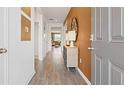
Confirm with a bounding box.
[21,15,31,41]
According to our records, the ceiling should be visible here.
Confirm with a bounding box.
[41,7,71,23]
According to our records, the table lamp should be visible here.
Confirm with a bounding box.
[68,31,76,47]
[65,33,69,46]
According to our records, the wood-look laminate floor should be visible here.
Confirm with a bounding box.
[29,47,87,85]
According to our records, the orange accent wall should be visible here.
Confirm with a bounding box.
[21,7,31,17]
[65,7,91,81]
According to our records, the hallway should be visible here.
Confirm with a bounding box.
[1,7,124,85]
[29,47,86,85]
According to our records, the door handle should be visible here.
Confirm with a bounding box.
[0,48,7,54]
[88,47,94,50]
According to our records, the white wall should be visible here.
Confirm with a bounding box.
[42,22,47,58]
[34,8,47,61]
[63,21,67,46]
[8,8,35,84]
[41,16,47,59]
[34,22,39,59]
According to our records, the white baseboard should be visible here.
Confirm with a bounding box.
[26,70,35,85]
[77,68,91,85]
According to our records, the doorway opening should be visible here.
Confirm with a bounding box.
[51,32,61,48]
[51,32,62,55]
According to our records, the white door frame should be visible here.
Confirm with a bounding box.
[34,21,40,59]
[3,8,9,84]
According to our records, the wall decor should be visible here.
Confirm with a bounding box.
[21,15,31,41]
[71,17,78,41]
[71,17,78,31]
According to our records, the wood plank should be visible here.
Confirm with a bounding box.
[29,47,87,85]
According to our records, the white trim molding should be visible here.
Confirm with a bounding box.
[26,71,35,85]
[77,68,91,85]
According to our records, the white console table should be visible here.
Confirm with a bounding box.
[63,46,78,68]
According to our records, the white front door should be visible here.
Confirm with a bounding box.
[0,8,8,84]
[91,7,124,85]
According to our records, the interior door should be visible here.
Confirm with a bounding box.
[0,8,8,85]
[91,7,124,85]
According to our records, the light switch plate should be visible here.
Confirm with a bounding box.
[80,58,82,63]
